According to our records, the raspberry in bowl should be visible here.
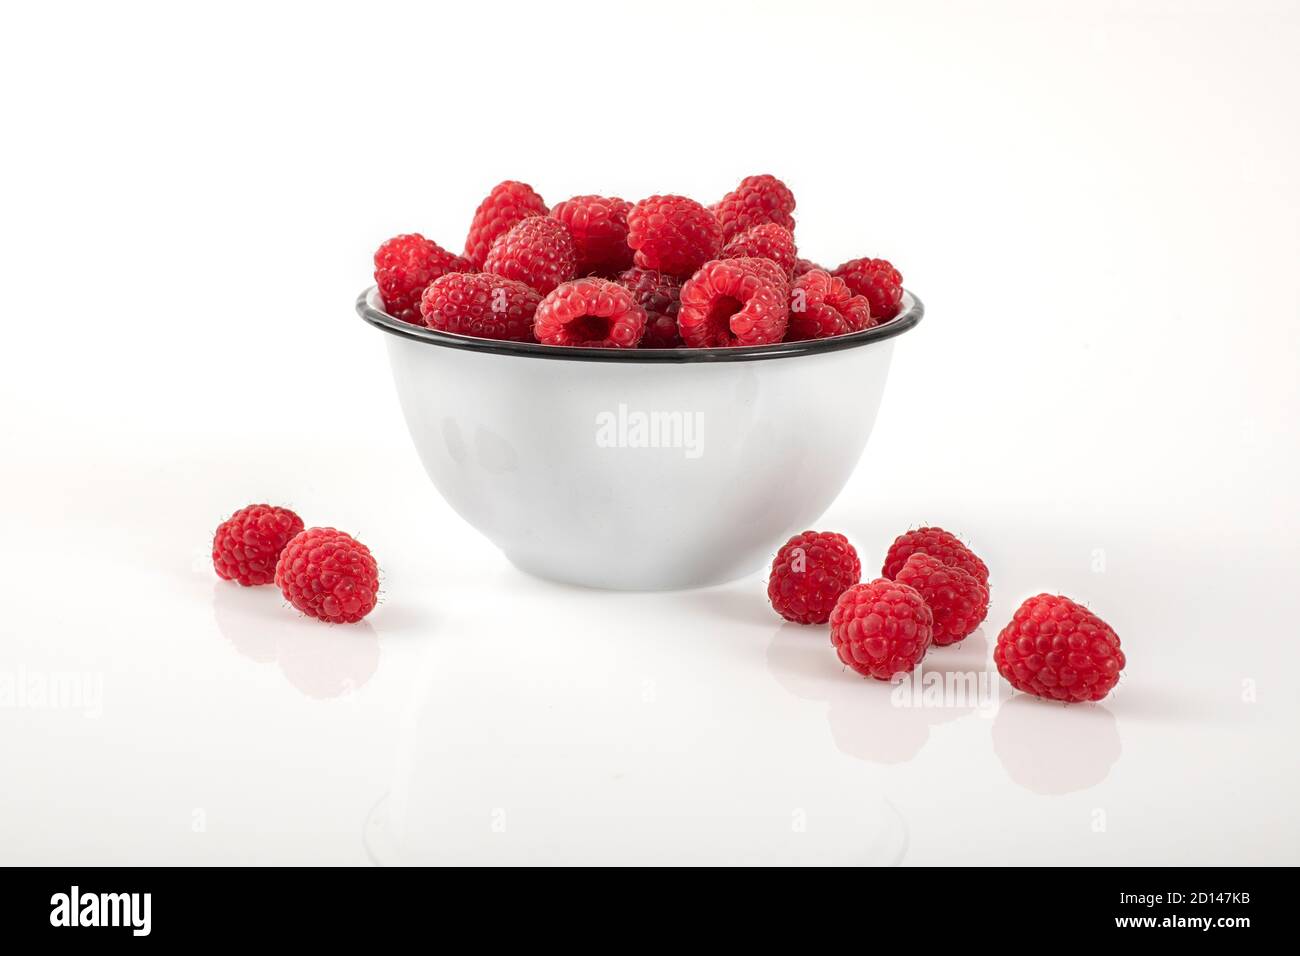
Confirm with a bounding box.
[360,176,922,589]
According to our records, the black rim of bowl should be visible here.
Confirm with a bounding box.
[355,285,923,363]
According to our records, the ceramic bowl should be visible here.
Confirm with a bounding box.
[356,286,923,590]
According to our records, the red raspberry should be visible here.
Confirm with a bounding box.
[463,180,549,269]
[549,195,634,276]
[894,553,989,646]
[483,216,577,294]
[830,579,933,680]
[626,195,723,277]
[792,258,825,278]
[212,504,305,587]
[786,269,873,341]
[882,527,989,585]
[420,272,540,343]
[720,223,798,277]
[833,257,904,322]
[617,267,683,348]
[534,277,646,348]
[275,528,380,624]
[712,174,796,240]
[767,531,862,625]
[994,595,1126,702]
[677,257,789,347]
[373,234,471,324]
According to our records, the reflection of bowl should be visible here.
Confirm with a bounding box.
[369,654,909,865]
[356,286,923,590]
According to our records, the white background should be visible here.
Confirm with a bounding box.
[2,0,1297,864]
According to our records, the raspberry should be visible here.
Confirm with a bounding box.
[617,267,683,348]
[829,579,933,680]
[792,258,825,278]
[894,553,989,646]
[833,257,904,322]
[786,269,873,341]
[483,215,577,294]
[767,531,862,625]
[720,223,798,277]
[373,234,471,324]
[712,174,796,240]
[420,272,541,343]
[275,528,380,624]
[463,180,549,269]
[549,195,634,276]
[994,595,1126,702]
[677,257,789,347]
[212,504,305,587]
[882,527,989,585]
[534,277,646,348]
[626,195,723,277]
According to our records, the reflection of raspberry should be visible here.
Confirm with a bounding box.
[720,223,798,276]
[767,531,862,625]
[678,257,789,347]
[213,504,305,587]
[994,595,1125,702]
[626,195,723,276]
[882,527,989,585]
[712,174,796,240]
[483,216,577,294]
[534,278,646,348]
[793,258,824,278]
[895,553,989,646]
[549,195,633,276]
[830,580,933,680]
[275,528,380,624]
[463,181,549,269]
[833,257,904,322]
[420,273,540,342]
[374,234,471,324]
[786,269,873,341]
[617,267,683,348]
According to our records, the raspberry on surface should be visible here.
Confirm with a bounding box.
[677,257,789,347]
[720,223,798,277]
[463,180,549,269]
[374,234,471,324]
[712,174,796,240]
[786,269,873,341]
[534,277,647,348]
[767,531,862,625]
[483,215,577,294]
[832,257,904,322]
[894,553,989,646]
[617,267,683,348]
[830,579,933,680]
[213,504,305,587]
[994,595,1126,702]
[881,526,989,585]
[275,528,379,624]
[420,272,541,343]
[792,257,825,278]
[550,195,634,276]
[626,195,723,277]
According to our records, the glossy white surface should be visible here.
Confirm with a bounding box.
[3,0,1299,866]
[381,288,905,590]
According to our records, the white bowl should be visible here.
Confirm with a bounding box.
[357,286,923,590]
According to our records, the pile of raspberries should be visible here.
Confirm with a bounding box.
[372,175,904,348]
[768,528,1126,703]
[213,505,379,625]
